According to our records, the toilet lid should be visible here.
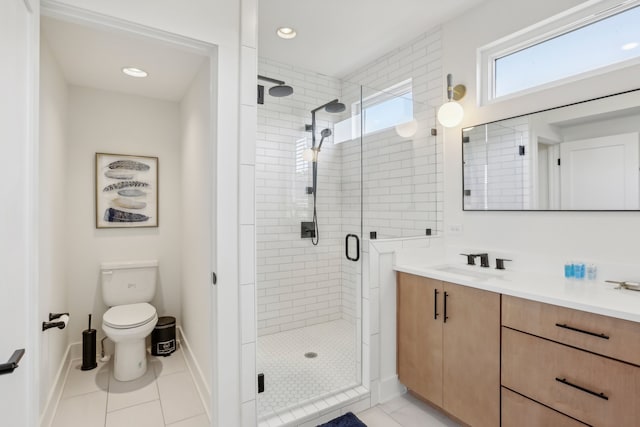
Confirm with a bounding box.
[103,303,157,329]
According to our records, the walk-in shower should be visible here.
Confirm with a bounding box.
[256,57,440,424]
[304,99,346,245]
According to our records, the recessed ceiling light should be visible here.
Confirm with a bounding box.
[122,67,148,78]
[276,27,297,40]
[621,42,638,51]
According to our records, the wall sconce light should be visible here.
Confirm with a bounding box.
[437,74,466,128]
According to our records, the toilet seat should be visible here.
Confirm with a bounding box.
[103,303,157,329]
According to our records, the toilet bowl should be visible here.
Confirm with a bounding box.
[103,302,158,381]
[100,260,159,381]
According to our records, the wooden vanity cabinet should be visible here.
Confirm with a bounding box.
[501,388,586,427]
[397,272,500,427]
[397,273,443,405]
[502,296,640,427]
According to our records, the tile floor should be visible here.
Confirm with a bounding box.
[51,345,209,427]
[257,319,358,419]
[357,393,462,427]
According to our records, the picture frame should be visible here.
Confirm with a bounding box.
[95,153,158,228]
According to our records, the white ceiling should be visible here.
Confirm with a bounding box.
[259,0,486,78]
[41,17,207,102]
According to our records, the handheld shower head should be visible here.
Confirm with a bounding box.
[317,128,332,150]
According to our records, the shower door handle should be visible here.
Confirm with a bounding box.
[345,234,360,262]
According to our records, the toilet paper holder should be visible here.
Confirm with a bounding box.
[42,312,69,331]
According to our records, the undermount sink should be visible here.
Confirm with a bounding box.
[429,264,503,281]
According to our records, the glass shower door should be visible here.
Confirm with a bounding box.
[255,74,363,421]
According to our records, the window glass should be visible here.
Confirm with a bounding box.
[334,79,413,144]
[494,5,640,98]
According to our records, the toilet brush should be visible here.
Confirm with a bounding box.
[81,314,98,371]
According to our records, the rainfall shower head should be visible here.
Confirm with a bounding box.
[324,101,346,113]
[257,75,294,101]
[268,84,293,97]
[311,99,346,114]
[317,128,332,150]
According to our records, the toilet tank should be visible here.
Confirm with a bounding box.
[101,260,158,307]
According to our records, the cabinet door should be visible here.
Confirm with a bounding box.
[397,273,443,406]
[442,282,500,427]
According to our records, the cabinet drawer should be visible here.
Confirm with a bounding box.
[502,295,640,365]
[502,327,640,427]
[501,387,586,427]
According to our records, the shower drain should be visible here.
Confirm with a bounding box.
[304,352,318,359]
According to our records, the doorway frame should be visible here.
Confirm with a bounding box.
[37,2,220,425]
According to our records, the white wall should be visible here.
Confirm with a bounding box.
[442,0,640,271]
[180,61,213,391]
[39,39,69,415]
[65,86,182,342]
[256,58,344,336]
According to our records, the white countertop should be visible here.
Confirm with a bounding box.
[394,262,640,323]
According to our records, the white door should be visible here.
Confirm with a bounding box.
[0,0,37,424]
[560,133,639,210]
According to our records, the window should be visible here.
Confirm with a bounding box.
[334,79,413,144]
[479,1,640,103]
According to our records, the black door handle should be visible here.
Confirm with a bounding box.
[434,289,439,320]
[443,292,449,323]
[0,349,25,375]
[345,234,360,262]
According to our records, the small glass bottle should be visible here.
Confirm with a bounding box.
[586,264,597,280]
[575,262,586,280]
[564,261,574,279]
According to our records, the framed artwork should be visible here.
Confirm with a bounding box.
[95,153,158,228]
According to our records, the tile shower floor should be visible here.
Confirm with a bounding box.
[257,319,358,419]
[51,345,209,427]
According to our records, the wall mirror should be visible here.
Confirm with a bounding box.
[462,88,640,211]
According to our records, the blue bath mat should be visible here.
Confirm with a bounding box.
[317,412,367,427]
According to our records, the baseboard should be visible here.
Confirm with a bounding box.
[39,341,79,427]
[378,375,406,403]
[177,326,212,421]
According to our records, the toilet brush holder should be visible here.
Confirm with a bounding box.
[81,314,97,371]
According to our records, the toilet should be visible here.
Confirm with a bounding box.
[101,260,159,381]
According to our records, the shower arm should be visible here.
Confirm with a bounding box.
[309,99,340,149]
[257,75,285,85]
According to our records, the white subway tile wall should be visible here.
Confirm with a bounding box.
[339,29,443,332]
[341,28,443,240]
[257,58,344,336]
[257,28,444,337]
[463,115,531,210]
